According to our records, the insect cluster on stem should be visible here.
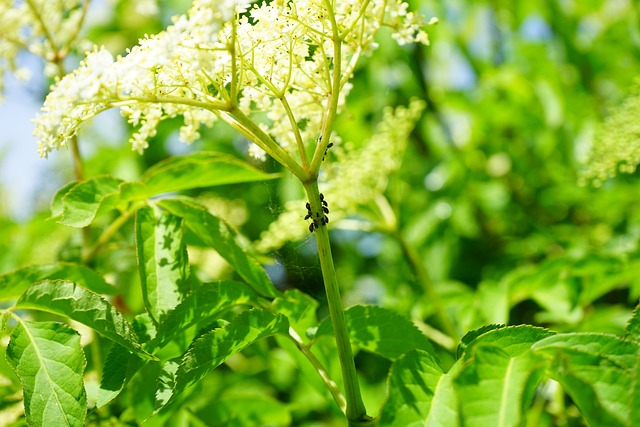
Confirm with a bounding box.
[305,193,330,233]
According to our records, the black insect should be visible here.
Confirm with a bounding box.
[305,196,330,233]
[322,142,334,161]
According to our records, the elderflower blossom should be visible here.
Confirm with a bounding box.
[256,99,425,252]
[580,90,640,186]
[0,0,87,100]
[34,0,434,159]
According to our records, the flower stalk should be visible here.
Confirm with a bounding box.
[303,180,371,425]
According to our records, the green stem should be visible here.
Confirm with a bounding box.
[303,181,370,425]
[83,205,141,264]
[395,232,459,342]
[286,328,347,412]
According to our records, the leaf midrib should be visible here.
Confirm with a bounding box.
[17,319,73,427]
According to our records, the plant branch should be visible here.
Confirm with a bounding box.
[223,106,308,181]
[83,204,141,264]
[303,181,370,425]
[286,328,347,412]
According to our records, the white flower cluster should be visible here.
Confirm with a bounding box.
[0,0,87,101]
[34,0,434,160]
[256,99,425,252]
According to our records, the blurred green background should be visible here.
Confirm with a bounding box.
[1,0,640,424]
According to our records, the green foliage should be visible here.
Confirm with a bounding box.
[1,0,640,426]
[315,305,435,361]
[135,206,190,323]
[156,309,289,411]
[6,320,87,427]
[14,280,152,360]
[0,263,115,300]
[380,326,640,427]
[157,197,278,298]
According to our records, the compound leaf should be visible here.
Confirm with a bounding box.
[15,280,153,360]
[58,175,123,227]
[0,262,115,301]
[156,309,289,411]
[157,197,277,298]
[454,346,545,427]
[6,320,86,427]
[135,206,191,323]
[379,349,459,427]
[137,152,279,197]
[625,302,640,341]
[146,281,257,353]
[315,305,435,360]
[533,333,640,427]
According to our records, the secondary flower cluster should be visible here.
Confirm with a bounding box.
[256,99,425,252]
[33,0,433,162]
[581,91,640,186]
[0,0,88,101]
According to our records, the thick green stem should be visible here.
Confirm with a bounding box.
[303,181,370,425]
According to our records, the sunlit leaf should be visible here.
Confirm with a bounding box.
[271,289,318,337]
[50,181,78,219]
[458,325,554,359]
[6,320,86,427]
[379,349,459,427]
[146,281,257,353]
[15,280,153,360]
[454,346,545,427]
[0,262,115,301]
[625,302,640,341]
[59,175,123,227]
[156,309,289,411]
[533,333,640,427]
[133,152,279,197]
[97,344,145,408]
[315,305,435,360]
[135,206,191,323]
[157,197,278,298]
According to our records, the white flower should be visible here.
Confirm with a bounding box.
[34,0,434,161]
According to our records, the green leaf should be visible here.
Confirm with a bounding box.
[379,349,459,427]
[0,263,116,301]
[122,152,279,199]
[315,305,435,360]
[214,393,292,426]
[458,325,555,359]
[146,281,257,353]
[97,344,145,408]
[533,333,640,427]
[50,181,78,219]
[625,302,640,341]
[6,320,86,427]
[135,206,191,323]
[157,197,278,298]
[59,175,123,227]
[457,324,506,359]
[454,346,545,427]
[15,280,153,360]
[156,309,289,411]
[271,289,318,337]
